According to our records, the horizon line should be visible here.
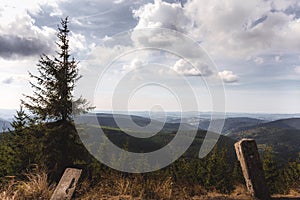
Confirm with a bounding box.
[1,108,300,115]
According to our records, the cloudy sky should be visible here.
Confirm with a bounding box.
[0,0,300,113]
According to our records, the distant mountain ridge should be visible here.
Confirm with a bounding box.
[196,117,267,135]
[0,118,12,132]
[76,113,196,133]
[254,118,300,130]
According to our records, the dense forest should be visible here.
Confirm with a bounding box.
[0,18,299,199]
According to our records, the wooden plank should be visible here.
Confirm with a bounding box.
[235,139,271,200]
[50,168,82,200]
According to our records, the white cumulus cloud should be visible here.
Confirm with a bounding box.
[218,70,239,83]
[171,59,212,76]
[133,0,191,32]
[254,57,264,65]
[275,55,281,62]
[184,0,300,58]
[123,59,144,70]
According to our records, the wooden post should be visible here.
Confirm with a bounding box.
[50,168,82,200]
[234,139,270,200]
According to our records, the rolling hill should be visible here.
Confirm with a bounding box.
[74,113,236,161]
[75,113,300,164]
[228,118,300,164]
[197,117,267,135]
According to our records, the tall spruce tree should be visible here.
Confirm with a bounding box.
[22,17,91,122]
[11,106,27,132]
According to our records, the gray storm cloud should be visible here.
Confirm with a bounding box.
[0,35,51,58]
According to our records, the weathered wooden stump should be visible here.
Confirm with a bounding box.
[234,139,270,200]
[50,168,82,200]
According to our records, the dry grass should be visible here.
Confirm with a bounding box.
[272,188,300,198]
[77,174,246,200]
[1,169,299,200]
[0,177,19,200]
[77,174,173,200]
[76,182,263,200]
[0,166,55,200]
[191,185,253,200]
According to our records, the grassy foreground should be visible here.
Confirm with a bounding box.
[1,167,299,200]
